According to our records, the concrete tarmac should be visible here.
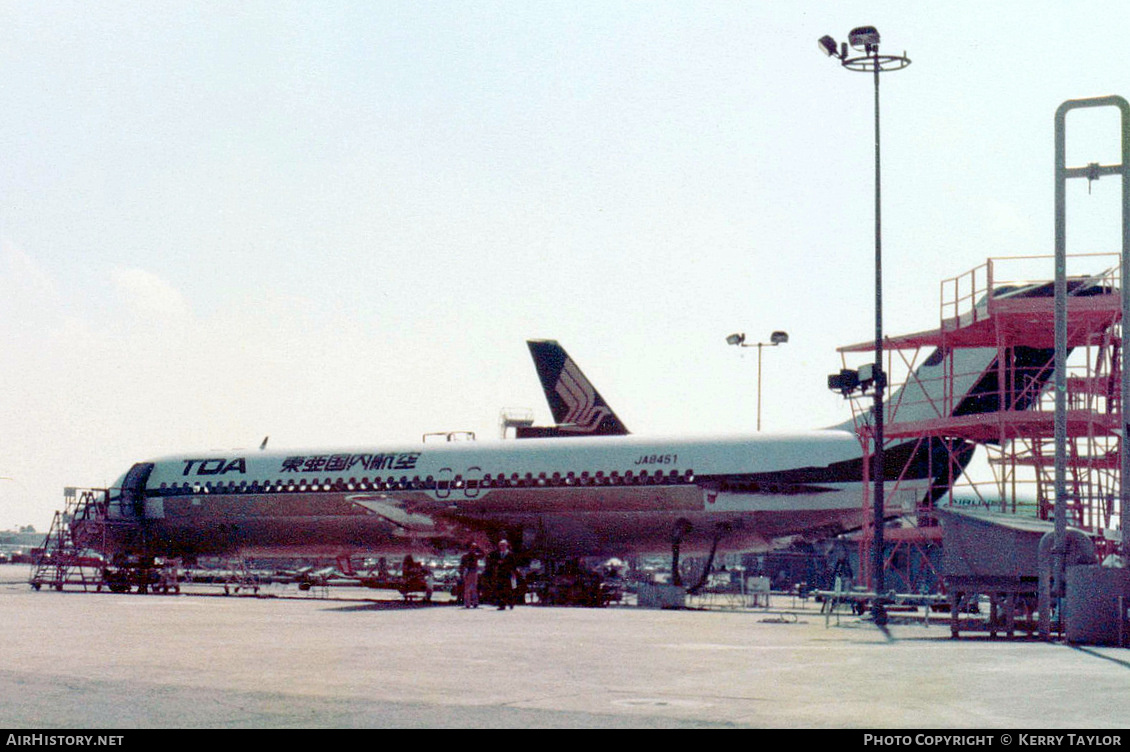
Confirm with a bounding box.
[2,566,1130,729]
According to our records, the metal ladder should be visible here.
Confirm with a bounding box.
[29,488,109,592]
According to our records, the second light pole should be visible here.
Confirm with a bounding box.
[818,26,910,626]
[727,330,788,431]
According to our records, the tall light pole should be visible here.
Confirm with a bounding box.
[818,26,910,626]
[726,330,788,431]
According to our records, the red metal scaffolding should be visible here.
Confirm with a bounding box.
[839,254,1123,591]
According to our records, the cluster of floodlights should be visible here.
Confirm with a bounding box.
[817,26,909,73]
[818,26,879,59]
[725,331,788,348]
[827,363,885,398]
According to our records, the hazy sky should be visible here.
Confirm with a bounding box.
[2,2,1129,529]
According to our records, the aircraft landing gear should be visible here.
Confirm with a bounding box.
[687,524,728,594]
[670,519,693,587]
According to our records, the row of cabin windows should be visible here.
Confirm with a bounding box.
[156,468,696,495]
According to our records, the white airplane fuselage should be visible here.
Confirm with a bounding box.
[86,274,1117,563]
[92,430,895,559]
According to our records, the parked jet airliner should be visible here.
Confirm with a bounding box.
[74,279,1104,562]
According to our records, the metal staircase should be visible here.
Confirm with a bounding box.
[29,487,109,591]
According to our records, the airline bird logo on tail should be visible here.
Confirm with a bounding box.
[519,340,630,438]
[555,357,616,432]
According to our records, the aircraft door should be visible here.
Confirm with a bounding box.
[436,467,454,499]
[120,462,155,518]
[463,466,483,499]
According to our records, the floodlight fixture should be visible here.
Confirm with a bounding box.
[726,332,746,347]
[770,331,789,345]
[848,26,881,52]
[818,26,910,73]
[827,368,860,397]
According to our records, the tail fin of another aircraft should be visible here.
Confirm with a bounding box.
[519,340,630,438]
[833,344,1057,434]
[835,277,1115,431]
